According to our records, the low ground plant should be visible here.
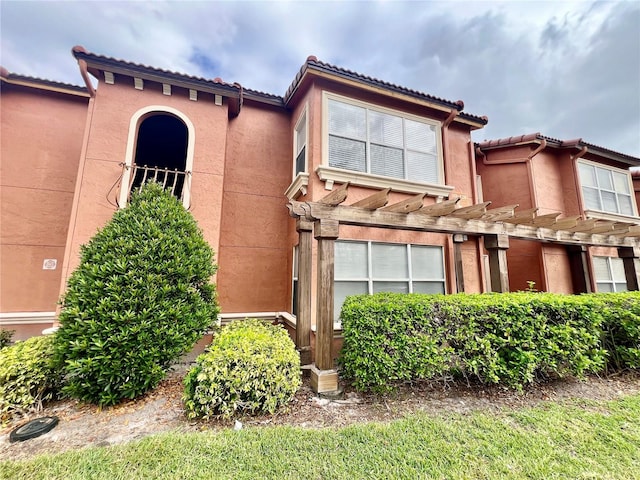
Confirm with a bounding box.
[0,335,60,424]
[0,328,14,349]
[184,319,301,419]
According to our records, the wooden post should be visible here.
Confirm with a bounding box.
[484,234,510,292]
[296,219,313,365]
[618,246,640,291]
[452,234,467,293]
[311,218,339,393]
[567,245,592,293]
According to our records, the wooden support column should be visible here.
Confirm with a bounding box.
[567,245,592,293]
[484,234,510,293]
[618,246,640,291]
[452,234,467,293]
[311,218,339,393]
[295,219,313,365]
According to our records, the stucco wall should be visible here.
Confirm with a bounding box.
[217,100,293,313]
[60,80,230,294]
[1,85,87,323]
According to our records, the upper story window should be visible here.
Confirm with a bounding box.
[294,111,307,175]
[578,161,635,216]
[326,94,442,184]
[119,106,195,209]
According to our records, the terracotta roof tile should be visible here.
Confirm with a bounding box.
[71,46,241,93]
[477,133,640,165]
[284,56,488,125]
[0,67,87,94]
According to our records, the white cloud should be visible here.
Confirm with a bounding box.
[1,0,638,156]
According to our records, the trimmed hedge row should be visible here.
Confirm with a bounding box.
[597,292,640,370]
[340,292,639,392]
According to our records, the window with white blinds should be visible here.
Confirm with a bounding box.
[327,96,441,184]
[593,256,628,292]
[294,111,307,175]
[334,241,445,319]
[578,162,635,216]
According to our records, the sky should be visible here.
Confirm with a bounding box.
[2,0,639,157]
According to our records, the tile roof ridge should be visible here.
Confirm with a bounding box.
[0,65,87,92]
[285,55,488,124]
[71,45,240,91]
[478,132,640,163]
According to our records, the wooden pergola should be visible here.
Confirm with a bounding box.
[288,183,640,393]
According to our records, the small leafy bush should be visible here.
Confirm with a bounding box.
[0,335,61,423]
[54,183,219,407]
[0,328,14,349]
[184,319,301,419]
[597,292,640,369]
[340,292,607,392]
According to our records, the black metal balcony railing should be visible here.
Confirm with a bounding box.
[122,163,190,201]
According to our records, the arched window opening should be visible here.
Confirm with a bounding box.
[131,114,189,200]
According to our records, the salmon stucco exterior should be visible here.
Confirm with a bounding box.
[2,48,640,392]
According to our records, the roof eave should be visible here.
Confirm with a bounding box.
[73,50,241,99]
[284,63,487,129]
[0,68,90,98]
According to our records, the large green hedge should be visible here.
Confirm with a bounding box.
[54,183,219,406]
[339,292,640,392]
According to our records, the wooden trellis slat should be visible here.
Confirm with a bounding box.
[379,193,426,213]
[480,204,519,222]
[449,201,492,219]
[319,182,349,206]
[350,188,390,210]
[501,207,538,224]
[566,219,598,233]
[586,221,618,235]
[549,216,581,230]
[416,198,460,216]
[530,212,562,227]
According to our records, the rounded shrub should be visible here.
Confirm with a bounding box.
[183,319,302,419]
[0,335,61,423]
[54,182,219,407]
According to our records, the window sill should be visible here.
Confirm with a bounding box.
[285,173,310,200]
[584,210,640,224]
[316,165,454,197]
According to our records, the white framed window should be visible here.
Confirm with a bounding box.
[334,241,446,319]
[323,93,443,185]
[294,110,307,175]
[578,161,635,216]
[593,256,628,292]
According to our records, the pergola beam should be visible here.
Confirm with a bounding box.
[289,200,640,248]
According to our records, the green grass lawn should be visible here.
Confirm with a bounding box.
[2,394,639,480]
